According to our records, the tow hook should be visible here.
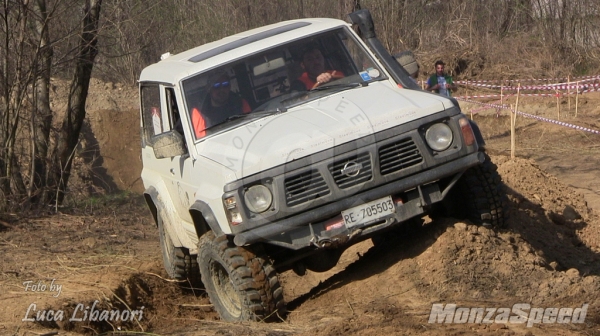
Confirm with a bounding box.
[310,236,335,248]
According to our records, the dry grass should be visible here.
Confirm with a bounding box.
[415,32,600,82]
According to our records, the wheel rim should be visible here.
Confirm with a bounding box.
[210,260,242,318]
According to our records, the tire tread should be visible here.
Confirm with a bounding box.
[198,231,286,321]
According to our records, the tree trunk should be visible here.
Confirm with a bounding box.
[30,0,53,203]
[47,0,102,205]
[0,0,29,206]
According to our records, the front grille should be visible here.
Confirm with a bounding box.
[378,138,423,175]
[284,170,330,206]
[329,152,372,189]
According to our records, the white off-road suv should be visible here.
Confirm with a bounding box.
[138,9,505,322]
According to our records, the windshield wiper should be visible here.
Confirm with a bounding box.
[278,90,312,106]
[225,108,287,122]
[249,83,366,115]
[199,109,284,135]
[278,83,364,106]
[310,82,364,91]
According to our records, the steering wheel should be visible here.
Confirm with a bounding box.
[311,71,345,89]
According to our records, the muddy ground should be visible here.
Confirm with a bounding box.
[1,80,599,335]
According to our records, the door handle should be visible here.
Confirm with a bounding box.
[170,168,175,175]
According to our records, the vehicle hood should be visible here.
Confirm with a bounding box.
[194,81,452,179]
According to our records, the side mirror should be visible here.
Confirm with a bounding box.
[393,50,419,78]
[152,131,187,159]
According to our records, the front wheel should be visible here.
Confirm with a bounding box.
[198,231,285,322]
[443,153,507,228]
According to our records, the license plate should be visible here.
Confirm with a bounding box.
[341,196,395,228]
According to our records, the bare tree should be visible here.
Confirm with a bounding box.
[0,0,32,207]
[29,0,53,203]
[0,0,103,210]
[47,0,102,204]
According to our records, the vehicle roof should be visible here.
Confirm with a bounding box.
[139,18,350,85]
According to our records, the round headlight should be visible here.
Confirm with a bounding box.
[425,123,453,151]
[244,185,273,213]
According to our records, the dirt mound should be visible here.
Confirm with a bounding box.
[284,155,600,335]
[80,108,143,193]
[462,92,600,210]
[81,80,143,195]
[49,78,143,200]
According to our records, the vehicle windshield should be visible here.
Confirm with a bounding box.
[182,27,386,140]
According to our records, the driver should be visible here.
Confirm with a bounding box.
[192,71,251,138]
[290,44,344,91]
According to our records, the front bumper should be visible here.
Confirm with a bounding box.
[233,151,484,247]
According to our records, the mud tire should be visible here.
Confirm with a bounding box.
[445,153,507,228]
[158,211,200,286]
[198,231,285,322]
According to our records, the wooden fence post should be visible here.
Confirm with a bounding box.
[511,83,521,161]
[568,75,571,112]
[556,90,560,120]
[576,81,579,117]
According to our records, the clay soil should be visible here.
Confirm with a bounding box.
[1,80,600,336]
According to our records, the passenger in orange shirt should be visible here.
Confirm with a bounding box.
[291,45,344,91]
[192,72,251,138]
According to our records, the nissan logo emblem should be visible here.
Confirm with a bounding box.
[341,161,362,177]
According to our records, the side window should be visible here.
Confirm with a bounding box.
[141,84,163,141]
[165,87,183,134]
[142,85,184,140]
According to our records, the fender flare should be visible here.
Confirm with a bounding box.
[469,119,486,149]
[189,200,225,238]
[143,186,160,227]
[143,186,184,247]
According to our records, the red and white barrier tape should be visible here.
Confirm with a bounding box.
[457,82,599,91]
[455,85,600,99]
[459,99,509,111]
[457,98,600,135]
[454,94,509,99]
[455,74,600,84]
[581,87,600,94]
[469,99,505,114]
[516,111,600,135]
[455,92,564,99]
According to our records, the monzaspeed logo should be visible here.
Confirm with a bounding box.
[428,303,588,327]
